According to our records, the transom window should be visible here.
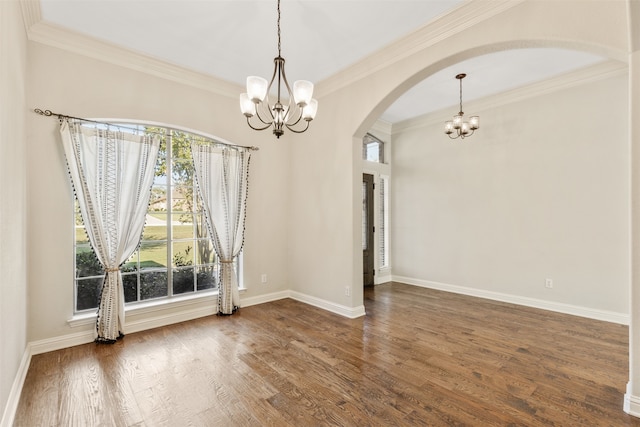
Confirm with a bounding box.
[74,125,238,313]
[363,133,385,163]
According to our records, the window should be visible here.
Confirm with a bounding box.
[74,126,237,313]
[363,133,385,163]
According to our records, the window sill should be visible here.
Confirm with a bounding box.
[68,287,247,328]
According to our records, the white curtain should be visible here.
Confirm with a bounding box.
[60,119,160,342]
[191,143,251,315]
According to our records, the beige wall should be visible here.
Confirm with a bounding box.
[291,0,629,314]
[391,72,629,316]
[0,0,28,421]
[26,42,293,342]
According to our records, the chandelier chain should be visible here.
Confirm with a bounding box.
[459,77,463,114]
[277,0,281,57]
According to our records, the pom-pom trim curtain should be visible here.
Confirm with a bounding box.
[191,143,251,315]
[60,119,160,342]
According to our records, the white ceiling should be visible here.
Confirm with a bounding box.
[38,0,607,124]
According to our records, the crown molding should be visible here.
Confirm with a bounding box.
[24,19,242,99]
[21,0,522,104]
[629,0,640,53]
[370,119,393,138]
[391,59,627,135]
[315,0,524,99]
[20,0,41,30]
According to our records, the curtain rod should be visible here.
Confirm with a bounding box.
[33,108,259,151]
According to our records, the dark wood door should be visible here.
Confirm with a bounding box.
[363,174,374,286]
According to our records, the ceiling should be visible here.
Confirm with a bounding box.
[38,0,608,124]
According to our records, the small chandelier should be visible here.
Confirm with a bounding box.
[444,73,479,139]
[240,0,318,139]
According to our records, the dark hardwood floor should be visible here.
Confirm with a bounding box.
[14,282,640,426]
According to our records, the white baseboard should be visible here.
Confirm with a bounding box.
[289,291,366,318]
[32,303,219,355]
[375,274,392,285]
[624,393,639,417]
[625,382,640,417]
[243,289,366,319]
[240,290,290,308]
[30,329,96,355]
[393,276,629,325]
[0,346,31,427]
[31,289,363,356]
[125,305,216,335]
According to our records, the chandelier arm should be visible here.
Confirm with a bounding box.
[284,101,303,127]
[246,116,273,132]
[284,100,299,124]
[266,58,282,113]
[285,120,310,134]
[458,129,474,139]
[277,59,297,124]
[249,58,283,128]
[253,101,276,126]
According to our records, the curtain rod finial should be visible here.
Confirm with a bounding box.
[34,108,54,117]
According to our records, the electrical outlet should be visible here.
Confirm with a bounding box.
[261,274,267,284]
[545,278,553,289]
[345,286,351,296]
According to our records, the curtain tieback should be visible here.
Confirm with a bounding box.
[105,267,120,272]
[219,260,234,264]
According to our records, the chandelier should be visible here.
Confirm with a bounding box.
[444,73,479,139]
[240,0,318,139]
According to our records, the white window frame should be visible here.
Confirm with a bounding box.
[363,133,385,164]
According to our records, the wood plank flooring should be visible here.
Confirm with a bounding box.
[14,282,640,426]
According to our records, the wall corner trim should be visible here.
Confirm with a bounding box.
[0,346,32,427]
[624,387,640,417]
